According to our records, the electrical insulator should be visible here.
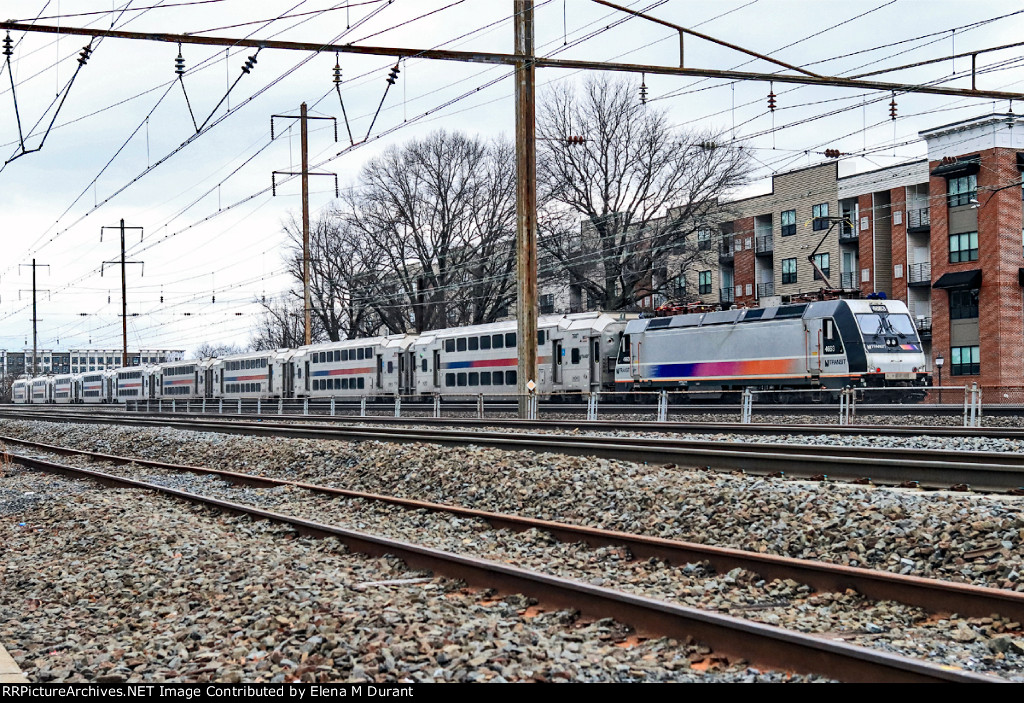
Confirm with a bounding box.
[212,295,216,303]
[333,57,342,86]
[175,46,186,76]
[566,135,586,145]
[639,75,648,105]
[78,45,92,66]
[160,295,164,303]
[889,94,897,120]
[241,54,257,74]
[107,293,111,303]
[767,86,777,112]
[699,141,718,150]
[824,148,841,158]
[184,312,192,316]
[386,63,400,85]
[2,33,13,58]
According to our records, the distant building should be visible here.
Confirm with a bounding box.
[2,348,184,376]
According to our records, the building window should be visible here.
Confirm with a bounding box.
[781,209,796,236]
[698,270,712,295]
[670,274,685,298]
[812,203,829,230]
[697,229,712,251]
[812,253,830,281]
[949,231,978,263]
[539,293,555,314]
[950,288,979,319]
[950,345,980,376]
[782,257,797,284]
[947,174,977,207]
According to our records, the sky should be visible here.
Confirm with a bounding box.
[0,0,1022,358]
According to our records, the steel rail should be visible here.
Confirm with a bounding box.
[3,409,1024,492]
[5,434,1023,624]
[7,449,1002,683]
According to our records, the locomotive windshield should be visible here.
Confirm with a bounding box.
[856,313,918,340]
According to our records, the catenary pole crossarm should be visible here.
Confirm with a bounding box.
[2,22,1024,101]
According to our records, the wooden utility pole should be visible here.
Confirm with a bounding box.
[272,104,338,347]
[101,219,144,367]
[514,0,537,418]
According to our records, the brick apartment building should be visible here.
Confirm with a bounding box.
[539,112,1024,391]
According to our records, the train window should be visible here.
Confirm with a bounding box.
[358,378,365,389]
[480,336,491,350]
[505,370,516,385]
[388,361,394,374]
[822,318,844,354]
[538,330,546,345]
[445,339,455,352]
[468,372,479,386]
[492,334,503,349]
[468,337,479,351]
[457,338,467,352]
[480,372,491,386]
[421,358,427,372]
[505,332,516,347]
[457,373,467,387]
[446,373,455,386]
[340,350,347,362]
[492,372,503,386]
[365,348,372,358]
[571,348,581,364]
[341,379,347,390]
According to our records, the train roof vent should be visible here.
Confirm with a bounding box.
[774,304,807,319]
[669,314,702,327]
[646,318,673,329]
[742,308,767,321]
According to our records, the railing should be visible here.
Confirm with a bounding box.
[756,282,774,298]
[908,207,930,230]
[755,235,773,254]
[840,271,857,289]
[914,316,932,338]
[908,261,931,285]
[839,221,858,241]
[720,287,735,303]
[719,240,734,261]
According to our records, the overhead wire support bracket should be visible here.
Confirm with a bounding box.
[3,37,96,168]
[333,53,355,146]
[194,49,261,134]
[174,43,199,132]
[271,170,339,198]
[364,62,400,143]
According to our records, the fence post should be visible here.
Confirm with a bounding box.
[963,386,971,427]
[394,395,402,418]
[330,397,336,416]
[587,392,599,421]
[657,390,668,422]
[201,398,206,414]
[218,399,223,414]
[477,394,484,419]
[360,396,367,418]
[257,398,261,415]
[238,398,242,414]
[185,400,189,413]
[158,399,163,413]
[741,388,752,424]
[172,399,176,413]
[303,397,309,415]
[839,389,848,426]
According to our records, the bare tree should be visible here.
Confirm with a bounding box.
[249,295,310,351]
[191,342,250,358]
[343,130,517,333]
[537,74,750,310]
[282,211,384,341]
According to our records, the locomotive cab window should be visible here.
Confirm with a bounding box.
[822,318,844,354]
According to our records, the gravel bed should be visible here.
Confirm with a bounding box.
[0,466,820,684]
[2,419,1022,595]
[40,451,1024,681]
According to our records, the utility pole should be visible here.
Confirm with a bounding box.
[19,259,49,376]
[272,104,338,346]
[101,219,144,367]
[514,0,537,419]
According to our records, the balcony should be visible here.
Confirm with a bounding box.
[907,207,930,232]
[755,235,774,255]
[756,282,774,298]
[839,220,858,242]
[720,287,735,304]
[914,316,932,339]
[840,271,857,290]
[718,240,735,263]
[908,261,931,287]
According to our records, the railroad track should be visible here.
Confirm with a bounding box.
[2,440,1006,683]
[3,408,1024,492]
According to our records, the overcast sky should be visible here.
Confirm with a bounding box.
[0,0,1021,358]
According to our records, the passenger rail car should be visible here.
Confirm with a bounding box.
[615,299,929,400]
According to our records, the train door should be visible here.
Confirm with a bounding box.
[591,338,602,389]
[432,350,440,388]
[205,368,214,398]
[552,340,563,384]
[398,353,407,395]
[804,319,823,375]
[376,355,383,391]
[283,361,294,398]
[304,360,310,393]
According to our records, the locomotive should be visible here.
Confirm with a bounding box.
[11,300,929,404]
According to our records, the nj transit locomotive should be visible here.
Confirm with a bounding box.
[11,301,929,404]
